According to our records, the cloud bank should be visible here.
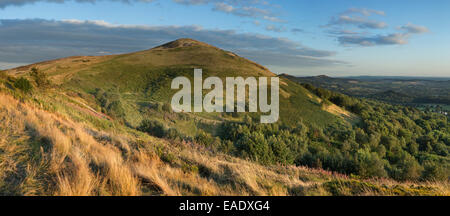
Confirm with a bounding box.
[0,0,283,24]
[0,0,156,8]
[0,19,344,69]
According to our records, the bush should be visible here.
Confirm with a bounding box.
[219,140,235,154]
[14,77,33,93]
[138,119,167,138]
[107,100,125,118]
[236,131,274,165]
[29,67,50,88]
[195,131,214,147]
[166,128,183,140]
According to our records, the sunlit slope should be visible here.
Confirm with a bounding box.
[6,38,347,129]
[0,90,447,196]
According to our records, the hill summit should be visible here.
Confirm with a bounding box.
[158,38,213,49]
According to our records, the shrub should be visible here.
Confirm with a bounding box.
[29,67,50,88]
[138,119,167,138]
[219,140,235,154]
[236,131,274,165]
[195,131,215,147]
[107,100,125,118]
[166,128,183,140]
[14,77,33,93]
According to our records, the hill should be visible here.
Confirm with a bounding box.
[5,38,348,129]
[1,39,449,195]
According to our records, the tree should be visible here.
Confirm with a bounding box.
[355,149,388,178]
[390,152,423,181]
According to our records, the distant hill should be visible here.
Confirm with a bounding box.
[342,76,450,81]
[285,74,450,106]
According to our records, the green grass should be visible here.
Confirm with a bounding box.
[28,39,347,139]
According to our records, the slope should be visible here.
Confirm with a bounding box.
[0,74,447,196]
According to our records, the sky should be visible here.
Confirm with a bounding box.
[0,0,449,77]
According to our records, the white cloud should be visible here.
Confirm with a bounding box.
[325,8,429,47]
[338,33,409,46]
[0,0,156,8]
[342,8,385,16]
[398,23,429,34]
[0,0,285,24]
[213,2,233,12]
[328,15,388,29]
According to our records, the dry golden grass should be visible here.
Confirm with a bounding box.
[0,92,448,196]
[4,55,115,84]
[0,93,140,195]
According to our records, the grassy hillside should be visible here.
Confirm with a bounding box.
[1,39,449,195]
[6,38,345,130]
[0,77,448,195]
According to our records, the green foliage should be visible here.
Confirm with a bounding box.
[29,67,50,88]
[14,77,33,93]
[421,161,448,181]
[195,130,215,147]
[138,119,167,138]
[213,81,450,181]
[138,119,187,142]
[389,150,423,181]
[355,149,388,178]
[94,88,125,119]
[107,100,125,118]
[219,121,304,165]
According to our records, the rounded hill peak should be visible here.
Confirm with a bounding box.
[158,38,213,49]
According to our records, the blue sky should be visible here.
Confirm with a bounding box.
[0,0,449,77]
